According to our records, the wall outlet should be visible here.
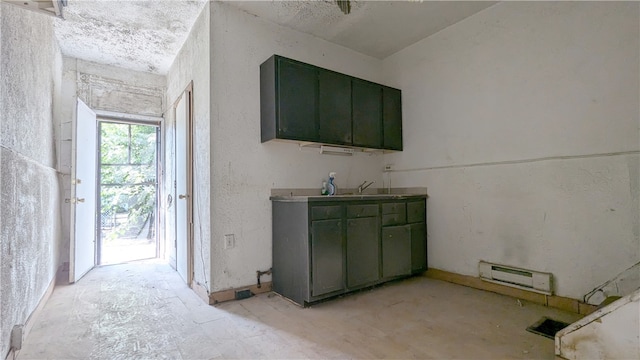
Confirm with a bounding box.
[224,234,235,249]
[384,164,394,172]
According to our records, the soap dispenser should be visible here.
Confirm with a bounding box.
[327,172,337,196]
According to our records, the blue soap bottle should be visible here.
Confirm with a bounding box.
[327,172,337,196]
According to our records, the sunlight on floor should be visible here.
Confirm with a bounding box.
[101,238,156,265]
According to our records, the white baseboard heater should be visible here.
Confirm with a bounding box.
[479,261,553,295]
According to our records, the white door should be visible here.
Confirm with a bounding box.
[175,92,191,284]
[164,105,177,269]
[69,99,98,283]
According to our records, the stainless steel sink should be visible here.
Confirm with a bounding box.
[320,193,414,200]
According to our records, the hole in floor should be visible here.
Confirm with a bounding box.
[526,317,570,339]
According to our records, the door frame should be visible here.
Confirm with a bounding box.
[95,117,162,265]
[171,82,195,285]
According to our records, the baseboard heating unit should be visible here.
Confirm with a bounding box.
[479,261,553,295]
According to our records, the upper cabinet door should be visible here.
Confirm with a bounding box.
[277,57,318,141]
[352,80,382,148]
[383,86,403,151]
[318,71,352,145]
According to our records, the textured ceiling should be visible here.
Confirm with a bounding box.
[52,0,495,75]
[226,1,497,59]
[54,0,207,74]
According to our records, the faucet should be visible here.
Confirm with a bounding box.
[358,180,376,194]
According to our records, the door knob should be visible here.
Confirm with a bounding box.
[178,194,189,199]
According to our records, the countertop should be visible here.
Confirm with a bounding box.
[270,187,428,202]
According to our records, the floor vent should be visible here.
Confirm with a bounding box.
[235,289,253,300]
[526,317,569,339]
[479,261,553,295]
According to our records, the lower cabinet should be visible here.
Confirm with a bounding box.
[410,223,427,273]
[311,219,344,296]
[347,217,380,288]
[382,225,411,278]
[272,196,427,306]
[407,199,427,273]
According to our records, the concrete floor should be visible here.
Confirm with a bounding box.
[18,261,581,359]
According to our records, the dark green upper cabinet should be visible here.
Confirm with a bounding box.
[261,56,318,142]
[277,57,318,141]
[383,86,403,150]
[352,80,382,148]
[318,71,352,145]
[261,55,402,151]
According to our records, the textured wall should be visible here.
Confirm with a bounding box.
[208,2,385,292]
[383,2,640,299]
[74,59,165,117]
[165,3,210,290]
[0,3,63,357]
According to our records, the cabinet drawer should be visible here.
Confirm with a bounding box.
[347,204,378,218]
[311,205,342,220]
[381,202,406,225]
[382,202,405,215]
[382,212,406,226]
[407,200,425,223]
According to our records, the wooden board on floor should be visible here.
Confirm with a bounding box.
[424,268,596,315]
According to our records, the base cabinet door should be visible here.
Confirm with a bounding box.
[410,223,427,273]
[311,219,344,296]
[346,217,379,288]
[382,225,411,278]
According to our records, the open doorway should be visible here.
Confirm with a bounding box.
[98,120,160,265]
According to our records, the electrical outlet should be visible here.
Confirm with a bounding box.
[224,234,235,249]
[384,164,394,172]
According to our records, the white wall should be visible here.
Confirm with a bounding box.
[383,2,640,299]
[208,2,386,292]
[71,58,165,116]
[166,2,211,290]
[0,3,63,357]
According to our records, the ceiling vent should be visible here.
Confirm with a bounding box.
[3,0,67,19]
